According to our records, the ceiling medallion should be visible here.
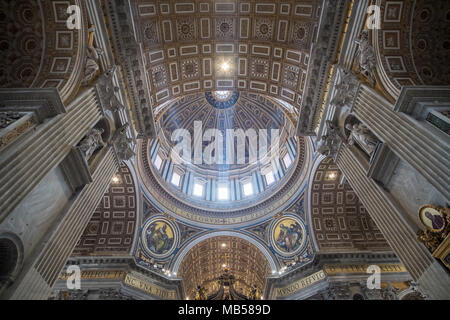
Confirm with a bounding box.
[259,24,269,34]
[140,217,179,259]
[269,213,308,257]
[181,24,191,34]
[220,22,230,33]
[205,91,239,109]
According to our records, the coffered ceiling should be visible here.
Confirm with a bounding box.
[178,236,271,299]
[130,0,323,109]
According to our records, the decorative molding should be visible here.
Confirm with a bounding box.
[105,0,157,138]
[296,0,350,136]
[0,88,66,122]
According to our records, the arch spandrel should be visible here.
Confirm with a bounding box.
[374,0,450,100]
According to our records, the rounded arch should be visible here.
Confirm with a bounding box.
[124,160,144,255]
[171,231,278,274]
[0,0,89,103]
[373,0,450,100]
[36,0,88,103]
[0,232,24,293]
[305,153,326,252]
[95,116,114,144]
[173,232,277,299]
[125,0,324,112]
[0,0,45,88]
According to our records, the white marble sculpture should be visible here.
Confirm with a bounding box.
[354,30,377,87]
[82,26,103,85]
[345,122,379,156]
[79,128,105,160]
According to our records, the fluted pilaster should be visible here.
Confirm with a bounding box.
[0,88,103,223]
[7,148,118,300]
[353,84,450,197]
[336,145,450,299]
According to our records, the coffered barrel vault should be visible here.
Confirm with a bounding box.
[106,0,332,138]
[133,0,320,104]
[178,236,271,299]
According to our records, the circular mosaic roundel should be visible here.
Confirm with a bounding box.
[205,91,239,109]
[141,217,178,259]
[270,214,308,257]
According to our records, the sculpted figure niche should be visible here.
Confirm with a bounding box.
[113,124,135,162]
[331,69,360,109]
[83,26,103,85]
[318,120,344,158]
[345,122,379,156]
[354,30,377,87]
[79,128,105,161]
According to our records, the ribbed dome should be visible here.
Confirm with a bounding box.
[159,91,292,172]
[138,92,310,227]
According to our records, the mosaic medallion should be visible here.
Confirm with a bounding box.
[141,217,178,259]
[270,214,308,256]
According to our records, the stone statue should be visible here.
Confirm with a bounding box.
[317,135,333,157]
[79,128,105,160]
[345,122,379,156]
[113,124,135,162]
[331,69,359,109]
[317,121,344,158]
[354,30,377,87]
[82,25,103,85]
[97,66,125,113]
[381,282,399,300]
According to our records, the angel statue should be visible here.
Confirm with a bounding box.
[79,128,105,161]
[113,124,135,162]
[82,25,103,85]
[345,122,379,156]
[354,30,377,87]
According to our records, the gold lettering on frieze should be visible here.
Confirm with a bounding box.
[274,270,326,298]
[324,264,407,275]
[124,274,177,299]
[58,270,127,281]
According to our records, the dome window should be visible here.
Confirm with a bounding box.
[242,182,254,197]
